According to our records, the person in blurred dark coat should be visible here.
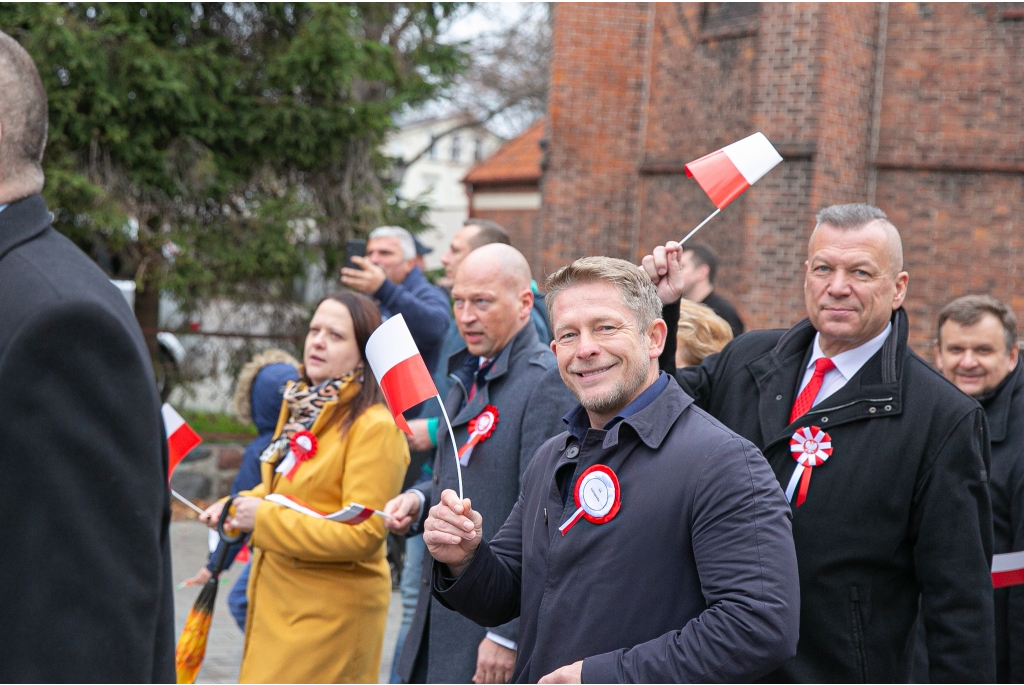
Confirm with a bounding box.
[934,295,1024,682]
[0,30,174,682]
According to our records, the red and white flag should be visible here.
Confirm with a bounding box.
[992,551,1024,588]
[162,403,202,481]
[365,314,439,435]
[685,132,783,209]
[264,493,393,524]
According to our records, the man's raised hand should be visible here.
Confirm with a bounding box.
[641,240,686,304]
[424,488,483,576]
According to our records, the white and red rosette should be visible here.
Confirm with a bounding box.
[458,405,499,466]
[285,430,318,481]
[786,426,832,506]
[559,464,622,535]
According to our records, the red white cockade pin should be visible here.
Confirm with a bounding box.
[284,430,318,481]
[559,464,622,535]
[457,405,499,466]
[787,426,832,506]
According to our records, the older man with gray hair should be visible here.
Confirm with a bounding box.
[342,225,450,373]
[0,30,174,681]
[646,203,996,681]
[419,256,800,683]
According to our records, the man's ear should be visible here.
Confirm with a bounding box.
[521,288,535,319]
[647,318,668,359]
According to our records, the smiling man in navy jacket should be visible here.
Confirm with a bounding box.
[421,256,800,683]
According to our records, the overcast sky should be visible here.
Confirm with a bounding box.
[399,2,545,139]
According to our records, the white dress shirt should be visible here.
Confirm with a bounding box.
[799,322,892,408]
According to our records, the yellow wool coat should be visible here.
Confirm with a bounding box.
[237,380,409,684]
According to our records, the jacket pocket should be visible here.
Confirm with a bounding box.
[849,586,869,683]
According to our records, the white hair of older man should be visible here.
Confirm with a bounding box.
[368,226,416,261]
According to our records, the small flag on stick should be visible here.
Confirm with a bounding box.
[265,493,394,524]
[365,315,439,435]
[992,550,1024,588]
[162,403,202,481]
[366,315,465,499]
[679,132,783,245]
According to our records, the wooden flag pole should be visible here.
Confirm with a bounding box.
[435,394,464,500]
[680,208,721,245]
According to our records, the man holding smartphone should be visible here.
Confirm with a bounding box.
[341,225,450,373]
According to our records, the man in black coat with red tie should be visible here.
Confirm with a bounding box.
[644,203,995,682]
[0,31,175,682]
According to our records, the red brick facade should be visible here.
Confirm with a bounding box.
[539,3,1024,352]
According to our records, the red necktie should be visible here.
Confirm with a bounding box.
[790,357,836,423]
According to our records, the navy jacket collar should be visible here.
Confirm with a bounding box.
[559,374,691,451]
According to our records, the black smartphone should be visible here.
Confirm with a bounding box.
[344,239,366,270]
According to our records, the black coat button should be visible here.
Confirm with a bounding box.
[566,445,579,459]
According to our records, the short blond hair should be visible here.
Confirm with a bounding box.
[545,256,663,331]
[676,299,733,366]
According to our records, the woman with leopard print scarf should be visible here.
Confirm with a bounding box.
[200,291,410,683]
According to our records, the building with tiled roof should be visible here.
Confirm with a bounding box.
[463,118,545,278]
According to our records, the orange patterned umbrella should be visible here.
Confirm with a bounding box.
[175,498,244,684]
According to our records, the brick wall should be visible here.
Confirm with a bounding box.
[539,2,1024,353]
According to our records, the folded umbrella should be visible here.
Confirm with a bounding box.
[175,497,245,684]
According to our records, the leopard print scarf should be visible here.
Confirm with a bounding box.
[258,368,358,466]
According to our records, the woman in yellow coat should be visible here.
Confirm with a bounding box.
[201,291,409,683]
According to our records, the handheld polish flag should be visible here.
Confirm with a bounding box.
[162,403,207,516]
[679,132,783,244]
[163,403,202,481]
[992,550,1024,589]
[366,314,465,498]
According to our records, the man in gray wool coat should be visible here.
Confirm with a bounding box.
[385,243,576,684]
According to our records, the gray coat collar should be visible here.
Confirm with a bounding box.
[446,319,541,384]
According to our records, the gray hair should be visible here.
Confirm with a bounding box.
[938,295,1019,353]
[812,203,904,274]
[368,226,416,260]
[0,31,48,192]
[545,256,663,332]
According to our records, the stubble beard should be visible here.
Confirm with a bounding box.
[570,348,651,417]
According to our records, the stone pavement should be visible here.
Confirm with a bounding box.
[172,520,404,684]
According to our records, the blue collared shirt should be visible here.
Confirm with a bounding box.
[0,204,7,214]
[563,371,671,443]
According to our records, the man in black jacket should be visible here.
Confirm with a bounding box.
[0,31,175,682]
[644,203,995,682]
[421,256,800,683]
[935,295,1023,682]
[676,243,745,337]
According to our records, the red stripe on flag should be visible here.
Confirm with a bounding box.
[685,149,751,210]
[379,354,438,435]
[167,424,202,481]
[993,568,1024,589]
[345,508,375,525]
